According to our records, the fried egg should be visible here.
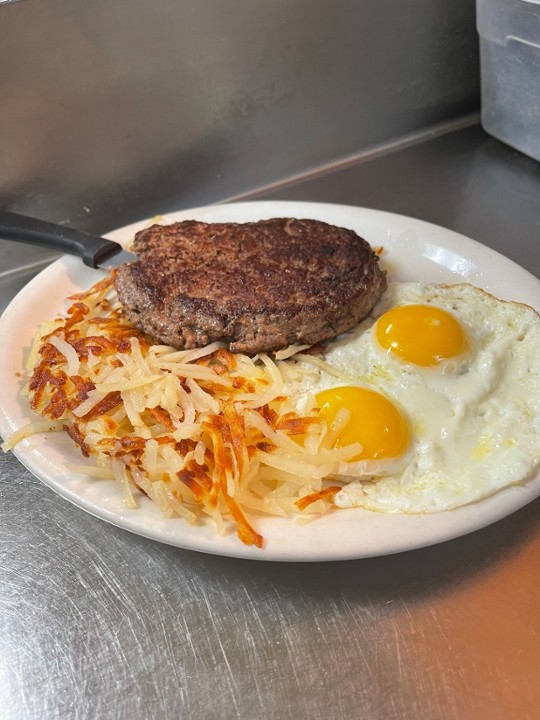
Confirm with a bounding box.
[286,282,540,513]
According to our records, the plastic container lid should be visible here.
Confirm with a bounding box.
[477,0,540,49]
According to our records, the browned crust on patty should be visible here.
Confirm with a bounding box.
[114,218,387,353]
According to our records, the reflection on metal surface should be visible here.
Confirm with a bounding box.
[0,448,539,720]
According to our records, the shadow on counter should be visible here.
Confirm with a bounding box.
[133,493,540,604]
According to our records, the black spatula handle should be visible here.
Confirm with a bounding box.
[0,210,122,268]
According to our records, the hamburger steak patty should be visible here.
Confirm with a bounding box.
[114,218,387,354]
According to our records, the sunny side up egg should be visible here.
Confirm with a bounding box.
[285,282,540,513]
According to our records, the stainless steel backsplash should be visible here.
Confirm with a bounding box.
[0,0,479,271]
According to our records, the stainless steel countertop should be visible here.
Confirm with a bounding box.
[1,124,539,720]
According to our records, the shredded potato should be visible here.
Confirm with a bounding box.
[5,274,358,548]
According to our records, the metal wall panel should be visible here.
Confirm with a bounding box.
[0,0,479,254]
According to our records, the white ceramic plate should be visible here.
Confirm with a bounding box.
[1,201,539,562]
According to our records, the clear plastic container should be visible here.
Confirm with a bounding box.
[477,0,540,161]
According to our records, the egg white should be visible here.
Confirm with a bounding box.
[285,282,540,513]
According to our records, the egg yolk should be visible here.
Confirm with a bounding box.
[316,386,410,461]
[375,304,467,366]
